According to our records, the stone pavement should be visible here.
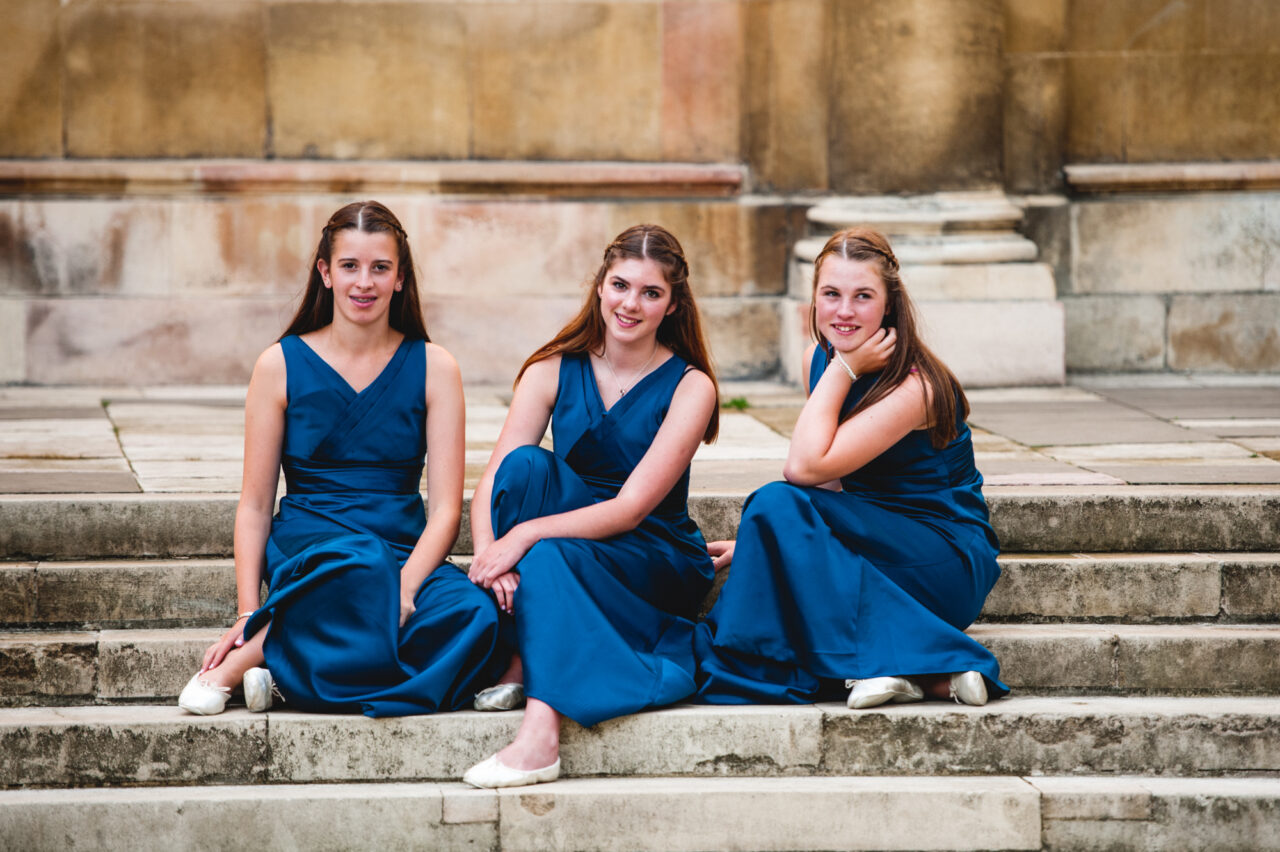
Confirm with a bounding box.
[2,374,1279,497]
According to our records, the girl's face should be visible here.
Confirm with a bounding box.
[318,229,403,328]
[814,256,889,353]
[596,257,675,346]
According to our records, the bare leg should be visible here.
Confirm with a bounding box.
[495,652,523,686]
[496,697,560,770]
[202,623,269,691]
[914,674,951,700]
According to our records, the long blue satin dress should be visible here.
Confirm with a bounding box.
[695,345,1007,703]
[241,335,511,717]
[488,352,715,728]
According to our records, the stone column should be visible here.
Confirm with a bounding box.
[827,0,1004,194]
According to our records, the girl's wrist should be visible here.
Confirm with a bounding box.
[831,348,858,382]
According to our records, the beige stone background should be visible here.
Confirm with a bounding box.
[1,0,1278,385]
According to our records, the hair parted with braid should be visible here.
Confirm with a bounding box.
[281,200,429,341]
[809,226,968,447]
[517,224,719,443]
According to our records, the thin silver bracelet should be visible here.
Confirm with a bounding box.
[832,349,858,382]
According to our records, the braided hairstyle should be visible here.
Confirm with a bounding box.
[809,227,968,447]
[281,200,429,341]
[517,223,719,443]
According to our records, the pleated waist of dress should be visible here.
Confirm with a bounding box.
[283,456,424,495]
[579,471,691,522]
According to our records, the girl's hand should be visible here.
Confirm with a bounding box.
[200,618,247,673]
[492,572,520,614]
[841,327,897,376]
[469,526,535,588]
[399,586,417,628]
[707,540,735,572]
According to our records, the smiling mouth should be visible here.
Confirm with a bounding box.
[830,323,860,334]
[615,314,641,328]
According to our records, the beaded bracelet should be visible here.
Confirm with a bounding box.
[832,349,858,382]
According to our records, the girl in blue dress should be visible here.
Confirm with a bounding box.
[462,224,720,788]
[696,226,1007,710]
[178,200,510,717]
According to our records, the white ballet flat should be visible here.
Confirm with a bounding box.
[949,671,989,706]
[177,673,231,716]
[243,667,279,713]
[473,682,526,711]
[845,676,924,710]
[462,754,560,789]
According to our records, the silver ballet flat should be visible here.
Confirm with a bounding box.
[845,676,924,710]
[473,682,526,711]
[949,671,989,706]
[463,753,560,789]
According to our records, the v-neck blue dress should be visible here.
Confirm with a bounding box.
[487,352,715,727]
[241,335,512,717]
[694,345,1007,703]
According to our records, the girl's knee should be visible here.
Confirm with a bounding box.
[495,445,558,491]
[744,480,813,517]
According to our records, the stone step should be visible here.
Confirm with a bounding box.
[3,624,1278,708]
[6,553,1278,631]
[3,486,1279,559]
[5,698,1277,789]
[4,775,1277,852]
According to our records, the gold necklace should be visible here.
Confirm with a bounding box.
[601,344,659,396]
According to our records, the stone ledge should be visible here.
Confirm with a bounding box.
[5,623,1277,705]
[4,698,1278,788]
[3,487,1280,558]
[0,160,747,199]
[5,775,1276,852]
[1065,161,1280,194]
[7,553,1276,630]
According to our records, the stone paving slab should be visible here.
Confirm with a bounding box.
[2,380,1277,493]
[4,698,1277,788]
[967,399,1205,446]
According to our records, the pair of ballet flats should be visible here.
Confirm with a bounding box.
[844,671,988,710]
[178,667,278,715]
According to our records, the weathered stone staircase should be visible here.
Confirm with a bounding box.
[3,489,1279,850]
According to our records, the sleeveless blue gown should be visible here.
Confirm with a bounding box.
[241,335,512,717]
[695,345,1007,703]
[488,353,715,728]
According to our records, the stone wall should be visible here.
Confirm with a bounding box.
[1025,165,1280,373]
[2,0,1011,194]
[0,162,806,384]
[4,0,1280,383]
[1003,0,1280,193]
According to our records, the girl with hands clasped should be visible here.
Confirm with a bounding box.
[462,225,719,789]
[179,201,511,718]
[696,227,1007,710]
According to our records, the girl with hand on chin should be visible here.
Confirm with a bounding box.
[178,200,511,718]
[463,224,719,789]
[696,226,1007,710]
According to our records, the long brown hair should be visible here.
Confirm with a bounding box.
[517,224,719,443]
[810,227,968,447]
[281,200,429,341]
